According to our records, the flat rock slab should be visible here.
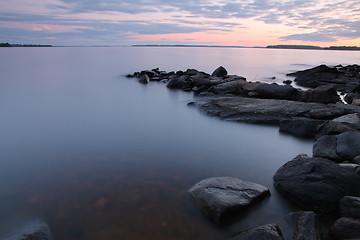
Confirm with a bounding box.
[192,96,354,125]
[273,155,360,215]
[229,223,284,240]
[189,177,270,222]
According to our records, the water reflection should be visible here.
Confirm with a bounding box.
[1,47,358,239]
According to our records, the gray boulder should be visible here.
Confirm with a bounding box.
[212,66,228,77]
[336,131,360,161]
[254,83,298,100]
[306,85,340,103]
[166,75,194,90]
[340,196,360,219]
[273,155,360,214]
[279,118,324,138]
[138,74,150,84]
[189,177,270,222]
[229,223,284,240]
[330,217,360,240]
[293,211,322,240]
[333,113,360,129]
[209,80,247,95]
[309,108,349,120]
[313,135,341,161]
[316,120,355,139]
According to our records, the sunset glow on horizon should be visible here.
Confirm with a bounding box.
[0,0,359,47]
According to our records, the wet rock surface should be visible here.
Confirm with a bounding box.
[189,177,270,222]
[229,223,284,240]
[273,154,360,215]
[293,211,322,240]
[330,217,360,240]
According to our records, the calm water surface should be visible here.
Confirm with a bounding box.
[0,47,359,239]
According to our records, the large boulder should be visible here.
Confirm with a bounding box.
[336,131,360,161]
[189,177,270,222]
[229,223,284,240]
[289,65,339,88]
[212,66,228,77]
[309,108,349,120]
[254,83,298,100]
[273,155,360,215]
[340,196,360,219]
[279,118,324,138]
[330,217,360,240]
[138,74,150,84]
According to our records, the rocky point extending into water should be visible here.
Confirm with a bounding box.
[127,65,360,239]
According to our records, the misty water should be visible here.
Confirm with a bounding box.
[0,47,359,239]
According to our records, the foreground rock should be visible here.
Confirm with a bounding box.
[229,223,284,240]
[273,154,360,215]
[189,177,270,222]
[193,96,353,125]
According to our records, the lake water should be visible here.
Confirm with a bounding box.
[0,47,359,240]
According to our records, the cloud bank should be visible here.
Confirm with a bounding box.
[0,0,359,46]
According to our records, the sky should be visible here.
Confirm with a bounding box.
[0,0,360,47]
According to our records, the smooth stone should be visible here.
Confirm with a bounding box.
[138,74,150,84]
[313,135,341,161]
[336,131,360,160]
[273,154,360,214]
[333,113,360,129]
[229,223,284,240]
[309,108,349,120]
[306,85,340,103]
[279,118,324,138]
[189,177,270,222]
[209,80,247,95]
[212,66,228,77]
[315,120,355,139]
[330,217,360,240]
[340,196,360,219]
[254,83,298,100]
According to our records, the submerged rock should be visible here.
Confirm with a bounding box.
[229,223,284,240]
[189,177,270,222]
[273,154,360,215]
[0,219,53,240]
[279,118,324,138]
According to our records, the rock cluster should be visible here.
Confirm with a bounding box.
[287,64,360,105]
[127,66,343,104]
[128,65,360,239]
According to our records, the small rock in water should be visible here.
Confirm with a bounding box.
[189,177,270,222]
[139,74,150,84]
[212,66,228,77]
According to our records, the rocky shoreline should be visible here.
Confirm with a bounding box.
[127,65,360,239]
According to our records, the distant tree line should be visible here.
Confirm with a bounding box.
[0,42,52,47]
[266,45,360,51]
